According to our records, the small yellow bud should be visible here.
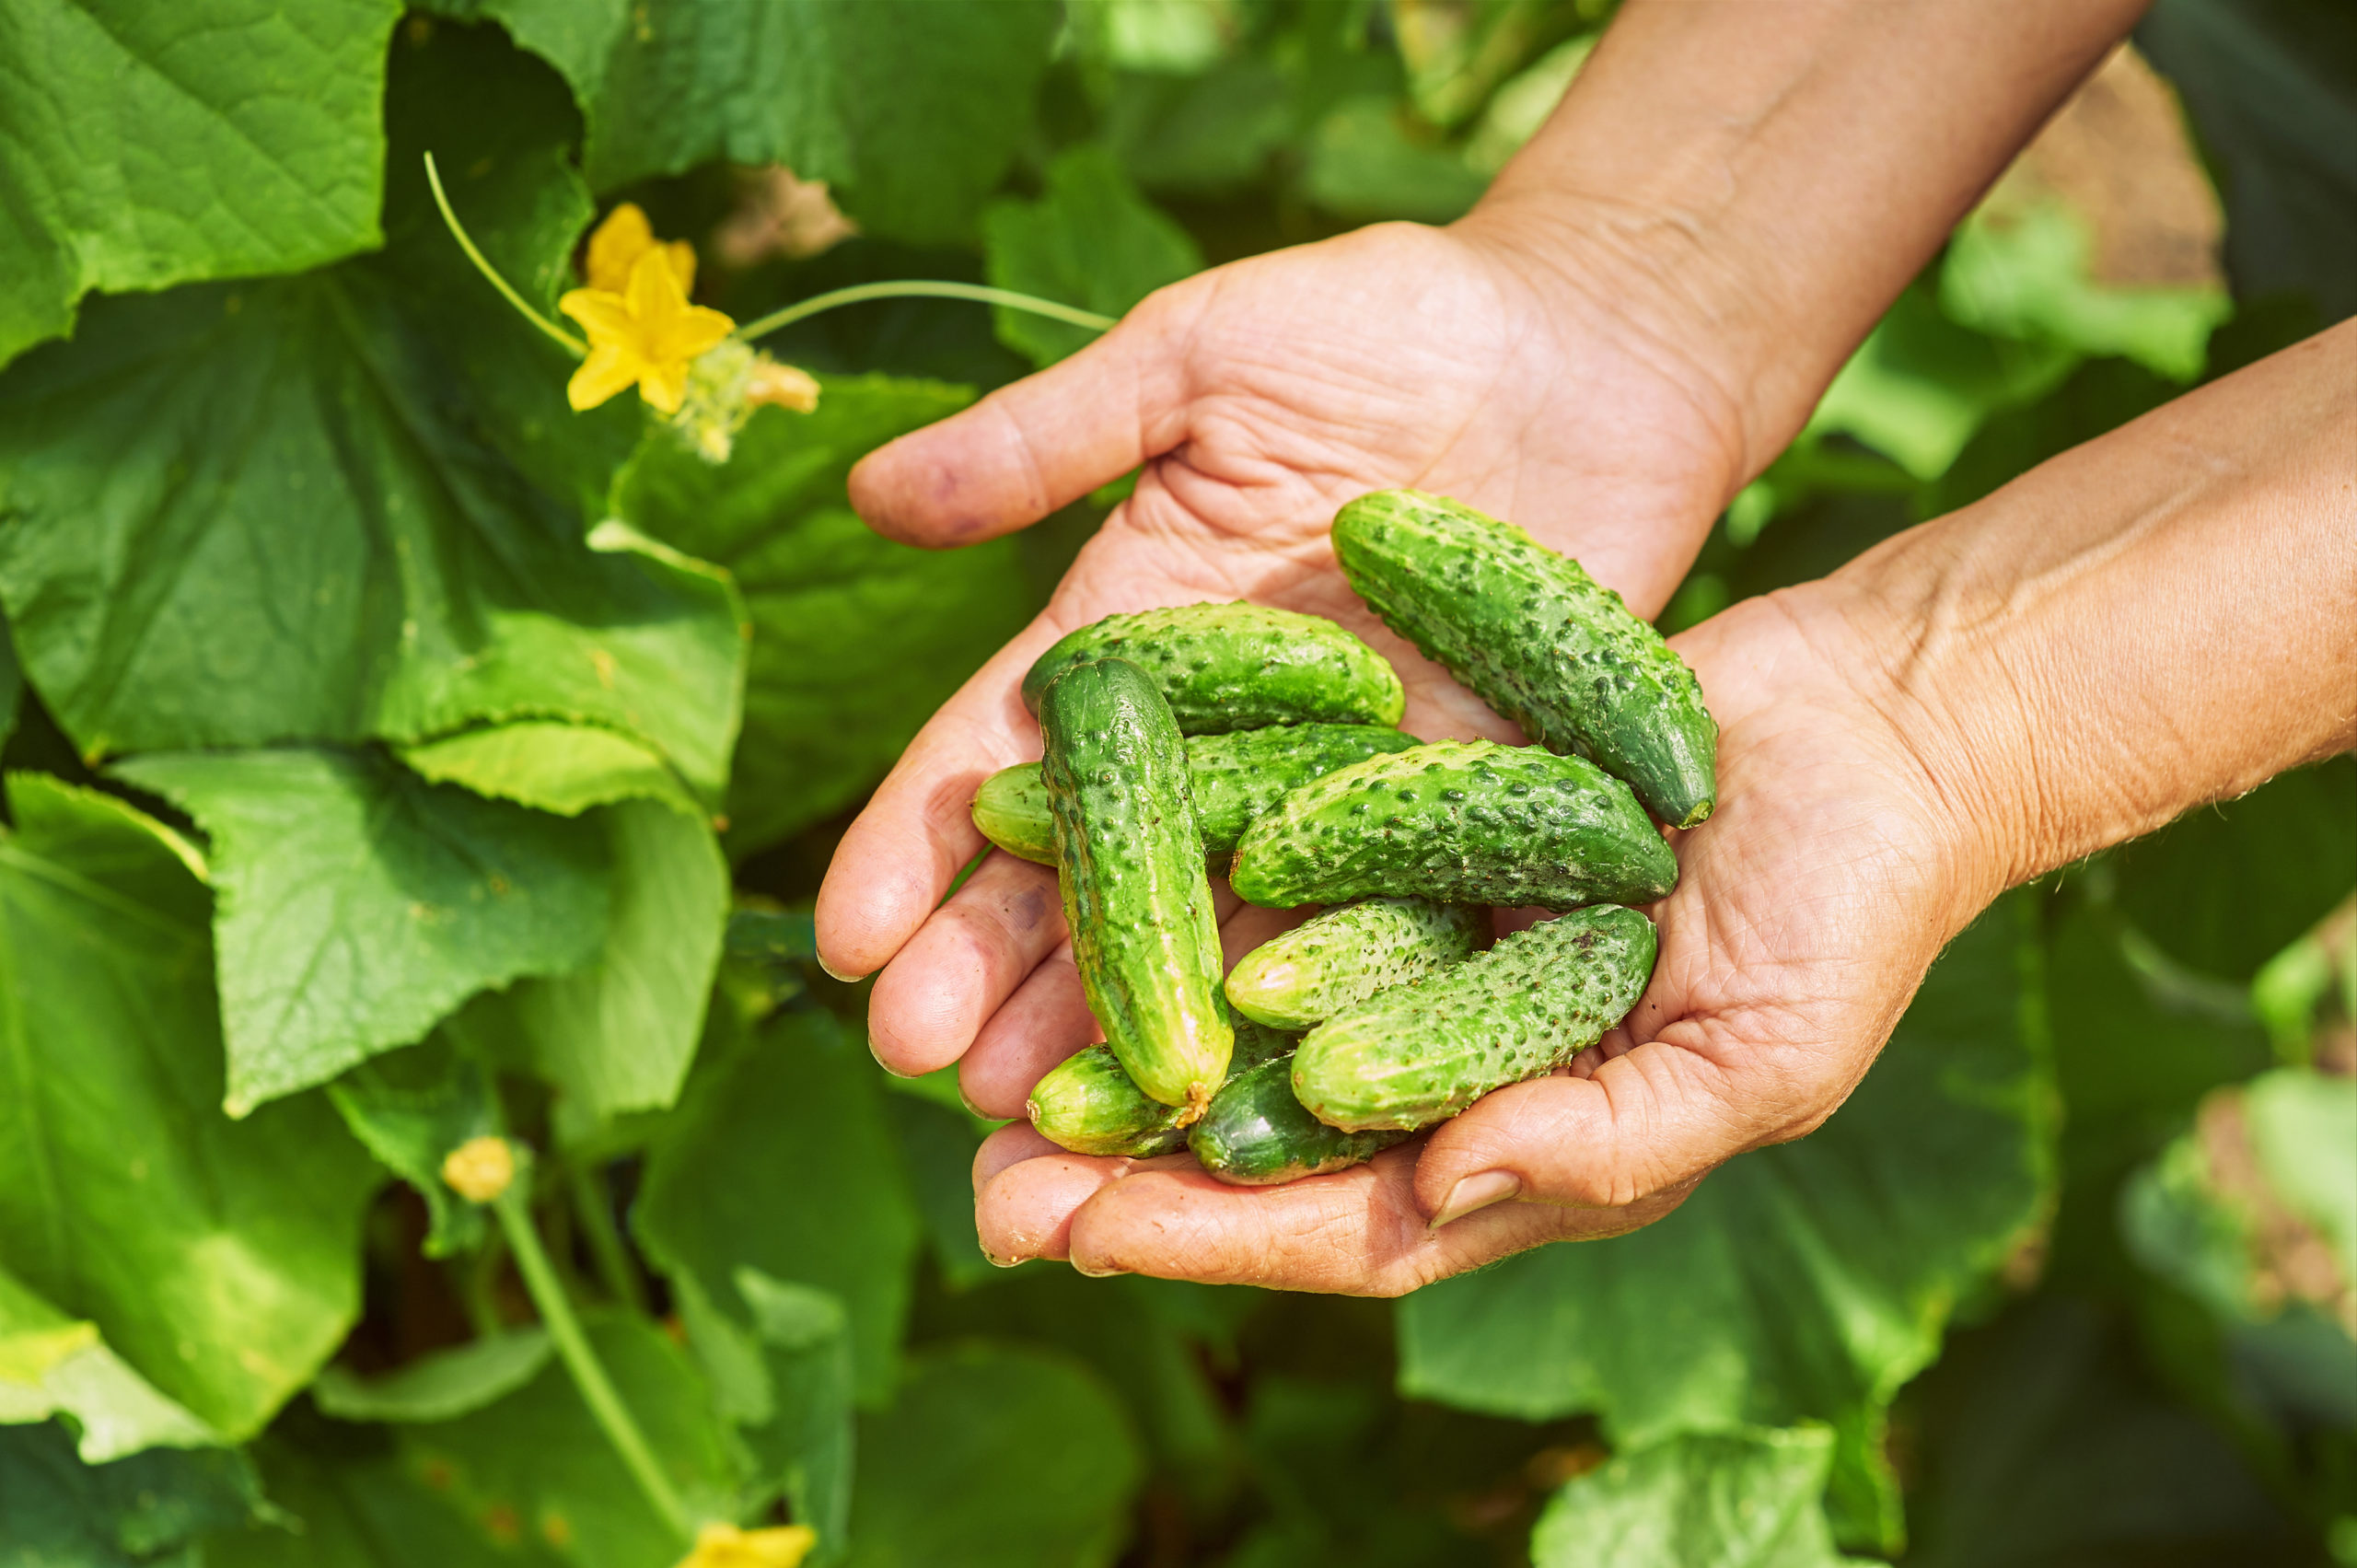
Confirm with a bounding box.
[673,1522,817,1568]
[440,1136,516,1204]
[744,359,820,413]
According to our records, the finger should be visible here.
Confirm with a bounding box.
[960,946,1097,1120]
[973,1122,1061,1192]
[814,614,1072,980]
[866,852,1065,1075]
[1411,1040,1760,1222]
[1054,1144,1692,1294]
[848,298,1195,549]
[972,1134,1192,1267]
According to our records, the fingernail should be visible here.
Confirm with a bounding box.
[1072,1259,1130,1279]
[865,1037,916,1078]
[981,1247,1028,1270]
[1428,1170,1520,1230]
[817,951,867,983]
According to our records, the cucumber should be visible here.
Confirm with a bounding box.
[971,724,1422,867]
[1029,1018,1295,1157]
[1225,898,1487,1030]
[1226,739,1677,912]
[1189,1055,1412,1185]
[1040,657,1234,1114]
[1333,490,1719,827]
[1292,905,1657,1132]
[1022,602,1405,734]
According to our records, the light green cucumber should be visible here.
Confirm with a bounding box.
[1292,905,1657,1132]
[1226,738,1677,912]
[971,724,1422,866]
[1189,1055,1411,1185]
[1225,898,1487,1030]
[1040,657,1233,1113]
[1021,601,1405,734]
[1029,1018,1295,1157]
[1334,490,1719,827]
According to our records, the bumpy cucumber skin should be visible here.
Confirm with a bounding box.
[1190,1056,1412,1185]
[1225,898,1487,1030]
[1227,739,1677,912]
[1293,905,1657,1132]
[1334,491,1719,828]
[1021,602,1406,734]
[1029,1018,1296,1157]
[1040,658,1234,1113]
[972,725,1422,867]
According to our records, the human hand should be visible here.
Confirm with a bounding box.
[816,213,1758,1086]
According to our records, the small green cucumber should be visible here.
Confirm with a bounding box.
[1225,898,1487,1030]
[1021,601,1406,734]
[1334,490,1719,827]
[1226,738,1677,912]
[1189,1055,1412,1185]
[1040,657,1233,1113]
[971,724,1422,866]
[1029,1018,1295,1157]
[1292,905,1657,1132]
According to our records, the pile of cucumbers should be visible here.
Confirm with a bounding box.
[970,490,1719,1187]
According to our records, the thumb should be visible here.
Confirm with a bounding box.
[1411,1043,1751,1225]
[847,290,1196,549]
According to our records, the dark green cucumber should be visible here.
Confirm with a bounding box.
[1225,898,1487,1030]
[972,724,1422,866]
[1029,1019,1295,1157]
[1190,1055,1411,1185]
[1334,490,1719,827]
[1226,739,1676,912]
[1021,602,1405,734]
[1293,905,1657,1132]
[1040,658,1233,1113]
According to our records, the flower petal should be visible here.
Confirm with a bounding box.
[567,344,644,411]
[586,202,657,294]
[558,287,634,338]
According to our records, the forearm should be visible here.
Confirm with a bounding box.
[1838,319,2357,900]
[1466,0,2148,478]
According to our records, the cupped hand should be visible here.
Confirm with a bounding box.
[966,582,1999,1291]
[816,214,1754,1065]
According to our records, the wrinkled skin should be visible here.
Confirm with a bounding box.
[815,220,1988,1293]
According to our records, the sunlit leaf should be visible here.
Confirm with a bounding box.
[983,147,1203,367]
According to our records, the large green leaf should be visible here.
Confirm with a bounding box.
[324,1039,505,1258]
[0,1421,258,1568]
[0,774,377,1440]
[0,27,742,798]
[311,1330,552,1425]
[843,1344,1142,1568]
[0,1265,214,1462]
[635,1008,921,1405]
[2140,0,2357,322]
[1397,895,2053,1552]
[612,384,1033,856]
[443,0,1060,244]
[115,748,610,1115]
[0,0,399,371]
[1528,1427,1853,1568]
[982,146,1203,368]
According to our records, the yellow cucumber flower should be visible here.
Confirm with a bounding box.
[585,202,697,296]
[560,247,737,414]
[672,1522,817,1568]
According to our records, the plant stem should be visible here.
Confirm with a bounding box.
[423,152,588,356]
[456,1225,508,1339]
[494,1179,691,1542]
[568,1158,651,1313]
[733,280,1117,343]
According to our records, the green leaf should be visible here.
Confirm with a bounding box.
[324,1040,505,1258]
[0,773,377,1440]
[1928,355,2177,517]
[0,29,743,800]
[115,748,610,1115]
[454,0,1060,244]
[0,1265,215,1463]
[401,722,700,819]
[2140,0,2357,322]
[0,1421,258,1567]
[1529,1426,1854,1568]
[311,1330,553,1424]
[0,609,21,753]
[2245,1069,2357,1279]
[882,1094,999,1292]
[982,146,1203,367]
[1397,895,2053,1554]
[733,1270,855,1562]
[612,384,1033,856]
[1101,59,1296,193]
[635,1009,922,1404]
[843,1344,1143,1568]
[0,0,400,370]
[1298,97,1489,223]
[2110,757,2357,983]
